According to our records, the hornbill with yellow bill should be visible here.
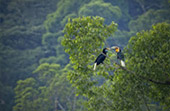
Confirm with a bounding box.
[111,46,125,67]
[93,48,110,70]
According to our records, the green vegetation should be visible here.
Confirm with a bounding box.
[62,17,170,111]
[0,0,170,111]
[13,63,85,111]
[126,23,170,109]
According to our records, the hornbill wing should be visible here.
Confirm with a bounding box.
[95,54,106,65]
[117,52,124,60]
[117,52,125,67]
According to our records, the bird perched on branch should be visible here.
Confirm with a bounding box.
[93,48,110,70]
[111,46,125,67]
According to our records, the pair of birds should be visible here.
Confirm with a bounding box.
[93,46,125,70]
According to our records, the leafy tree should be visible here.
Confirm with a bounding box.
[13,78,39,111]
[62,16,117,110]
[87,22,170,110]
[62,16,170,110]
[125,22,170,110]
[13,63,86,111]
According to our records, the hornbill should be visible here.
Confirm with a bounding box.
[93,48,110,70]
[111,46,125,67]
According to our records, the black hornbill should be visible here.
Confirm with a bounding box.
[93,48,110,70]
[111,46,125,67]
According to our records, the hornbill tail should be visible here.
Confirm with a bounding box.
[120,60,125,67]
[93,63,97,70]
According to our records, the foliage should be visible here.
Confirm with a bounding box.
[62,16,118,110]
[0,82,13,111]
[0,0,58,110]
[100,22,170,110]
[13,63,86,111]
[125,23,170,109]
[1,0,170,111]
[13,78,39,111]
[129,9,170,32]
[42,0,92,66]
[44,0,91,33]
[62,15,170,110]
[103,0,131,30]
[62,16,117,74]
[78,0,122,24]
[0,0,59,84]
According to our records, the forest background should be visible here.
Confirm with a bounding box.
[0,0,170,111]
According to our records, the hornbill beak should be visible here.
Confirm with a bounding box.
[110,46,118,50]
[110,46,120,53]
[106,47,111,50]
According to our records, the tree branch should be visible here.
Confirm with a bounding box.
[115,63,170,85]
[55,97,66,111]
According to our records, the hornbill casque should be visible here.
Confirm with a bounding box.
[111,46,125,67]
[93,48,110,70]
